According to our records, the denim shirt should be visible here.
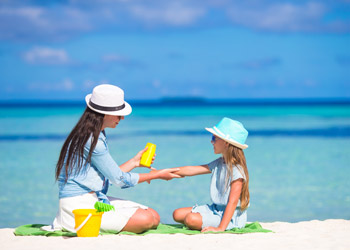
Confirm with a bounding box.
[208,157,246,206]
[58,131,140,203]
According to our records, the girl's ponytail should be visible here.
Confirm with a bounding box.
[223,145,250,211]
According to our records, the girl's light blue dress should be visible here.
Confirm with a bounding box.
[192,157,248,229]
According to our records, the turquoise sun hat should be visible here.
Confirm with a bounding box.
[205,117,248,149]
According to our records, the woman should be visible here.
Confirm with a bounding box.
[48,84,180,234]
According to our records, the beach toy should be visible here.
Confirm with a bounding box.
[72,202,115,237]
[72,209,103,237]
[94,201,115,213]
[140,143,156,167]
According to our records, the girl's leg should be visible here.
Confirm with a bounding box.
[173,207,193,224]
[183,212,203,230]
[121,208,159,233]
[173,207,203,230]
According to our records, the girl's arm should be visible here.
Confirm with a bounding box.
[201,179,243,232]
[138,168,181,183]
[137,165,210,185]
[174,165,211,177]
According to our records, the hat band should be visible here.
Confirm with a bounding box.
[89,100,125,112]
[213,126,231,140]
[213,126,244,145]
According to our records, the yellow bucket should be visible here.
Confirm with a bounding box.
[72,209,103,237]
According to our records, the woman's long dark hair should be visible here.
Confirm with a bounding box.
[55,107,104,182]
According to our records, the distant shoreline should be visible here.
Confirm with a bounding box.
[1,98,350,107]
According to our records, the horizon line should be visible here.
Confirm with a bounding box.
[1,97,350,107]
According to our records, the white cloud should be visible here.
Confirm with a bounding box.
[304,79,317,87]
[129,2,206,26]
[83,80,96,90]
[226,2,327,32]
[152,79,161,88]
[83,80,115,91]
[223,57,281,70]
[236,58,281,70]
[0,6,43,21]
[28,79,75,92]
[62,79,74,90]
[190,87,204,96]
[23,47,70,65]
[101,53,145,69]
[0,5,92,41]
[0,0,349,42]
[102,54,129,63]
[244,79,257,87]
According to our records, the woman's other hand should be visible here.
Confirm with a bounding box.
[133,147,156,169]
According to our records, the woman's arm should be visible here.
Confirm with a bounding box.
[201,179,243,232]
[174,165,211,177]
[119,157,138,172]
[119,148,155,172]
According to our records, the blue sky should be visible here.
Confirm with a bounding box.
[0,0,350,100]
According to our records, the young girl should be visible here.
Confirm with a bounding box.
[172,117,250,232]
[45,84,180,234]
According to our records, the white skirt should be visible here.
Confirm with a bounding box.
[48,193,148,233]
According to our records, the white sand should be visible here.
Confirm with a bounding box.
[1,219,349,250]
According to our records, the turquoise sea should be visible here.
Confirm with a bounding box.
[1,101,350,228]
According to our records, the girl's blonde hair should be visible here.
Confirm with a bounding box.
[222,144,250,211]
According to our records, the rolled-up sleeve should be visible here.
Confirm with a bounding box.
[86,137,139,189]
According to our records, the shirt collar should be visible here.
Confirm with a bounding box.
[100,130,106,141]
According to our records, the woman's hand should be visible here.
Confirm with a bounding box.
[154,168,182,181]
[138,168,182,184]
[133,147,156,170]
[201,226,224,233]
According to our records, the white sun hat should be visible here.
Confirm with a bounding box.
[205,117,248,149]
[85,84,132,116]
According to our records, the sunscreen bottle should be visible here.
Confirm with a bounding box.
[140,143,156,167]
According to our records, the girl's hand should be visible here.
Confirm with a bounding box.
[201,226,224,233]
[133,147,156,170]
[154,168,182,181]
[138,168,182,185]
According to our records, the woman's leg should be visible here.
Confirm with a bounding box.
[121,208,158,233]
[147,207,160,229]
[173,207,193,224]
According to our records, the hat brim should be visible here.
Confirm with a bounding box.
[85,94,132,116]
[205,127,248,149]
